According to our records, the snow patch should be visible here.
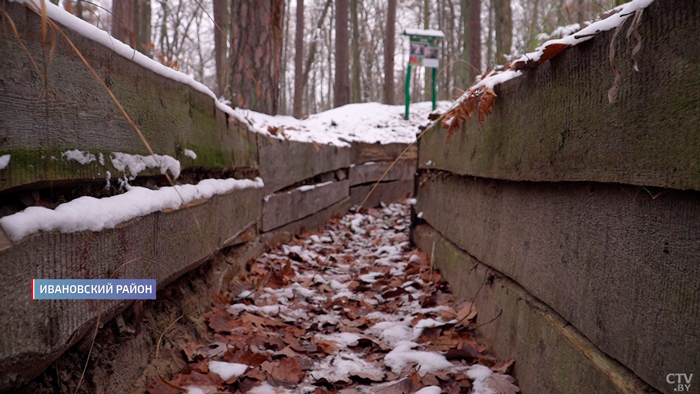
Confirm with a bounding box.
[308,351,384,383]
[384,342,455,376]
[235,101,451,147]
[467,364,495,394]
[248,381,292,394]
[62,149,96,165]
[415,387,442,394]
[0,155,10,170]
[315,332,362,348]
[297,181,333,192]
[183,149,197,160]
[0,177,264,242]
[207,361,248,380]
[111,152,181,181]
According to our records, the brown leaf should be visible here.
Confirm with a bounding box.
[271,357,306,384]
[510,58,537,72]
[283,332,315,352]
[313,338,339,355]
[422,374,440,386]
[445,343,480,361]
[374,377,413,394]
[274,346,301,359]
[260,360,277,375]
[205,309,233,333]
[490,358,515,374]
[246,368,267,381]
[477,88,497,124]
[488,373,520,394]
[382,287,407,299]
[455,302,478,325]
[351,369,385,382]
[538,43,570,64]
[268,125,280,135]
[241,312,286,329]
[171,370,223,389]
[237,352,270,368]
[182,341,200,362]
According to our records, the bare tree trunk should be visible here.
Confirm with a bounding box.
[383,0,397,104]
[486,0,494,68]
[293,0,305,118]
[327,2,334,109]
[469,0,482,81]
[301,0,332,108]
[448,0,460,96]
[423,0,431,101]
[334,0,350,107]
[112,0,151,57]
[459,0,470,89]
[494,0,512,64]
[135,0,151,56]
[111,0,134,47]
[229,0,285,114]
[526,0,540,51]
[76,0,84,20]
[350,0,362,103]
[213,0,228,96]
[279,0,291,115]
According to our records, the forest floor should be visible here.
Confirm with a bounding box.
[147,201,519,394]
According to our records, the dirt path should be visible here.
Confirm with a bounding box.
[147,201,518,394]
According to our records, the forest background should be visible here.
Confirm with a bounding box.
[55,0,629,116]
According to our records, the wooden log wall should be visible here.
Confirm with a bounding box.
[413,1,699,393]
[0,3,415,391]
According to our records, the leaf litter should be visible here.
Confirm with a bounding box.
[148,201,519,394]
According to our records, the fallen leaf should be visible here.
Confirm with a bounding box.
[491,358,515,374]
[374,377,413,394]
[270,357,306,384]
[488,373,520,394]
[455,302,478,325]
[445,343,480,361]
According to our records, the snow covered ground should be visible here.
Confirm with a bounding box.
[236,101,451,147]
[149,201,519,394]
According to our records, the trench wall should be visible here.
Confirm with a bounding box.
[413,1,699,393]
[0,3,414,392]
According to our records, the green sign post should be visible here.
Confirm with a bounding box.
[403,29,444,119]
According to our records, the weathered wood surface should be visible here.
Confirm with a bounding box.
[350,179,413,208]
[261,180,349,232]
[412,224,655,394]
[257,135,351,193]
[263,197,353,247]
[0,187,261,391]
[415,173,700,393]
[23,238,265,394]
[350,142,417,164]
[0,2,258,193]
[419,0,700,191]
[348,159,415,186]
